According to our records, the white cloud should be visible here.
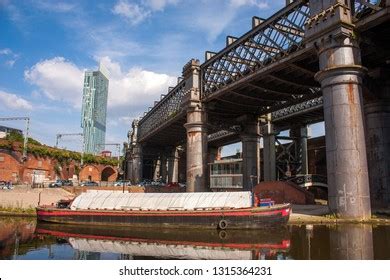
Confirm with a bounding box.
[35,1,76,12]
[112,0,180,25]
[99,56,177,110]
[0,48,19,67]
[24,56,177,118]
[112,1,151,25]
[24,57,84,108]
[5,59,16,67]
[0,90,33,110]
[229,0,269,9]
[0,48,12,55]
[144,0,180,11]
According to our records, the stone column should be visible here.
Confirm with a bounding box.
[364,69,390,209]
[167,147,179,183]
[262,122,276,181]
[160,154,168,183]
[290,125,309,175]
[132,144,142,184]
[182,59,208,192]
[126,156,132,181]
[153,158,161,181]
[241,119,260,190]
[306,0,371,219]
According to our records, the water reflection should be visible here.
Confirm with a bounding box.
[1,217,390,260]
[0,217,36,259]
[329,224,374,260]
[35,223,290,260]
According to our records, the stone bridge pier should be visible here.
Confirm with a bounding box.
[364,68,390,208]
[307,0,371,219]
[183,59,208,192]
[240,117,260,190]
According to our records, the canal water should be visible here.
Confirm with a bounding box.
[1,217,389,260]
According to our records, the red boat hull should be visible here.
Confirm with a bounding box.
[36,204,291,229]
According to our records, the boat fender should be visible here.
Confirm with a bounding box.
[218,230,228,239]
[218,219,228,230]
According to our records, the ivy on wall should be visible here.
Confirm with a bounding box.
[0,139,118,166]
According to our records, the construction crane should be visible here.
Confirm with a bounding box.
[0,117,30,160]
[55,133,84,165]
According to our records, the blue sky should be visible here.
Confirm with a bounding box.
[0,0,323,156]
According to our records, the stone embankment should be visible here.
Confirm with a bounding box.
[0,185,74,214]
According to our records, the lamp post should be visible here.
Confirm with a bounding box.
[118,169,124,193]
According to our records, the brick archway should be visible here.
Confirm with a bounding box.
[79,164,100,181]
[101,166,117,182]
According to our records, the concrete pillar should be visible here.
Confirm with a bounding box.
[364,69,390,208]
[167,147,179,183]
[306,0,371,219]
[263,122,276,181]
[329,224,373,260]
[182,59,207,192]
[241,120,260,190]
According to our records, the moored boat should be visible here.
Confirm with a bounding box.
[36,190,291,229]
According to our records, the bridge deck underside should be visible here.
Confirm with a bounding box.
[206,51,321,125]
[140,114,187,148]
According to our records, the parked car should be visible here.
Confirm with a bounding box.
[137,179,152,186]
[80,181,99,187]
[62,180,73,186]
[113,180,132,186]
[49,180,63,188]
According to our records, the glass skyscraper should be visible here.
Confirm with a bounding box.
[81,64,109,155]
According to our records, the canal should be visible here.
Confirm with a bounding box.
[1,217,390,260]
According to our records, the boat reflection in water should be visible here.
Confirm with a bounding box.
[35,222,290,260]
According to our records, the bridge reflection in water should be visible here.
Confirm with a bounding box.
[1,218,390,260]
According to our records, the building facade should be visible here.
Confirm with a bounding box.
[0,125,23,139]
[81,64,109,155]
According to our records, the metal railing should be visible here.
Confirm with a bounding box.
[138,80,186,141]
[210,174,243,189]
[201,0,310,98]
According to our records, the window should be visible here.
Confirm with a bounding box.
[0,156,4,162]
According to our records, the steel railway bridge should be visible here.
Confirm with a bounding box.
[125,0,390,218]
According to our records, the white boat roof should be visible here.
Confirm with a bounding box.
[69,238,252,260]
[70,190,252,211]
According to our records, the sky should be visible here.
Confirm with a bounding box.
[0,0,323,156]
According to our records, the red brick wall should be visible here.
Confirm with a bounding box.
[0,150,79,184]
[0,151,21,183]
[253,181,315,205]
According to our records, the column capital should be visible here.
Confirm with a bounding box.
[182,59,200,79]
[305,0,354,45]
[182,88,202,109]
[315,65,366,86]
[260,122,276,135]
